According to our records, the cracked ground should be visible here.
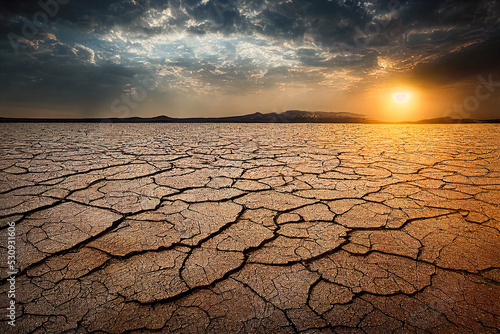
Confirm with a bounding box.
[0,123,499,333]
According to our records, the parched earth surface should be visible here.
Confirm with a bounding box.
[0,123,499,334]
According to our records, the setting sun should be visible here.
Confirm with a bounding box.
[369,85,423,121]
[394,92,411,103]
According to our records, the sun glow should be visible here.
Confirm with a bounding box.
[394,92,411,103]
[369,85,423,121]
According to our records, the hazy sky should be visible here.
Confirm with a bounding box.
[1,0,499,121]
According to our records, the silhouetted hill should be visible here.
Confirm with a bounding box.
[0,111,498,124]
[0,111,369,123]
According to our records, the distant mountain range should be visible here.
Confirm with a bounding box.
[1,110,499,124]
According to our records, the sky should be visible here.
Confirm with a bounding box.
[0,0,499,121]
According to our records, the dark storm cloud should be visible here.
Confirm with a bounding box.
[258,0,370,45]
[399,0,499,29]
[0,32,148,115]
[2,0,374,46]
[2,1,498,44]
[410,35,500,85]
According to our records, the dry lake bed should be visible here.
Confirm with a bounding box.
[0,123,499,333]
